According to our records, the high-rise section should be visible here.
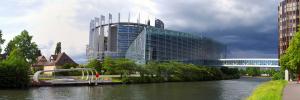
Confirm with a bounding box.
[278,0,300,56]
[87,13,227,65]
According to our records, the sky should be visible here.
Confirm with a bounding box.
[0,0,280,63]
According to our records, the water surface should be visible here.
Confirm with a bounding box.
[0,77,269,100]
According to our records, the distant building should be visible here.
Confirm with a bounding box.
[32,56,48,71]
[32,52,78,75]
[87,14,227,65]
[278,0,300,57]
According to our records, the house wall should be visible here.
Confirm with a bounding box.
[43,66,56,75]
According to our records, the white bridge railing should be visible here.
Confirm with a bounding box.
[33,68,98,83]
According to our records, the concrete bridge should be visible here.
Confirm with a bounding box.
[206,58,280,68]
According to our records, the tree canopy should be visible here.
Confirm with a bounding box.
[280,28,300,73]
[87,59,102,73]
[4,30,40,64]
[55,42,61,55]
[0,30,5,54]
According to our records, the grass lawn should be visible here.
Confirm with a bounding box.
[247,80,288,100]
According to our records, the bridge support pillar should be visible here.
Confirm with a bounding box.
[285,69,289,81]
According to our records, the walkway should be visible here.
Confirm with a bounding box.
[283,82,300,100]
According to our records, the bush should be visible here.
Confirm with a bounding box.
[55,63,79,76]
[246,67,260,76]
[0,49,30,88]
[272,71,284,80]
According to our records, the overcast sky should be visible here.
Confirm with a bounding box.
[0,0,280,63]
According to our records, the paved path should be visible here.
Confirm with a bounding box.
[283,82,300,100]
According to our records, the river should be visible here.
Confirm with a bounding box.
[0,77,269,100]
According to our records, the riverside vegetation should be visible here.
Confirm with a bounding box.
[0,30,40,88]
[86,57,240,83]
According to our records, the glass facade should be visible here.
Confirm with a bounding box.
[113,24,144,58]
[126,26,227,65]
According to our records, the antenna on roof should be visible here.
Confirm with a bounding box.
[138,12,140,24]
[118,13,120,23]
[128,12,130,23]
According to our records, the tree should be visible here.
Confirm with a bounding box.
[4,30,40,64]
[37,50,42,56]
[280,28,300,75]
[55,42,61,55]
[114,58,137,78]
[87,59,102,73]
[0,30,5,53]
[246,67,260,76]
[103,57,117,74]
[0,48,30,88]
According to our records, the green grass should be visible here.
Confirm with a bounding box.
[112,78,122,82]
[247,80,288,100]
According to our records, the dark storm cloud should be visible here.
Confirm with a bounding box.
[153,0,278,58]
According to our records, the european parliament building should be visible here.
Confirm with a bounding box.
[87,14,227,65]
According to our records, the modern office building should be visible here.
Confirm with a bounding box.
[278,0,300,56]
[87,13,227,65]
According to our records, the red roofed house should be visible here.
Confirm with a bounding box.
[32,52,78,75]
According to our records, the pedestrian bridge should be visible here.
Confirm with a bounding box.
[206,58,280,68]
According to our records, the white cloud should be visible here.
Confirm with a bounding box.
[0,0,158,63]
[7,0,86,60]
[0,0,278,62]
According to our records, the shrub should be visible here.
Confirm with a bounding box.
[272,71,284,80]
[0,49,30,88]
[246,67,260,76]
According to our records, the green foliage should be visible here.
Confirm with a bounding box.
[99,58,240,83]
[55,63,78,76]
[87,59,102,73]
[246,67,260,76]
[220,67,240,79]
[280,29,300,74]
[0,30,5,54]
[267,68,276,76]
[123,61,239,83]
[54,42,61,55]
[4,30,40,64]
[114,58,137,78]
[103,57,117,74]
[247,80,287,100]
[0,49,30,88]
[272,71,284,80]
[61,63,77,69]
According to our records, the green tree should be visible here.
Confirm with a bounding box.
[55,42,61,55]
[114,58,137,78]
[0,48,30,88]
[280,29,300,76]
[103,57,117,74]
[0,30,5,54]
[246,67,260,76]
[87,59,102,73]
[37,50,42,56]
[4,30,40,64]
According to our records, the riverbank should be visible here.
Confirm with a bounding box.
[247,80,287,100]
